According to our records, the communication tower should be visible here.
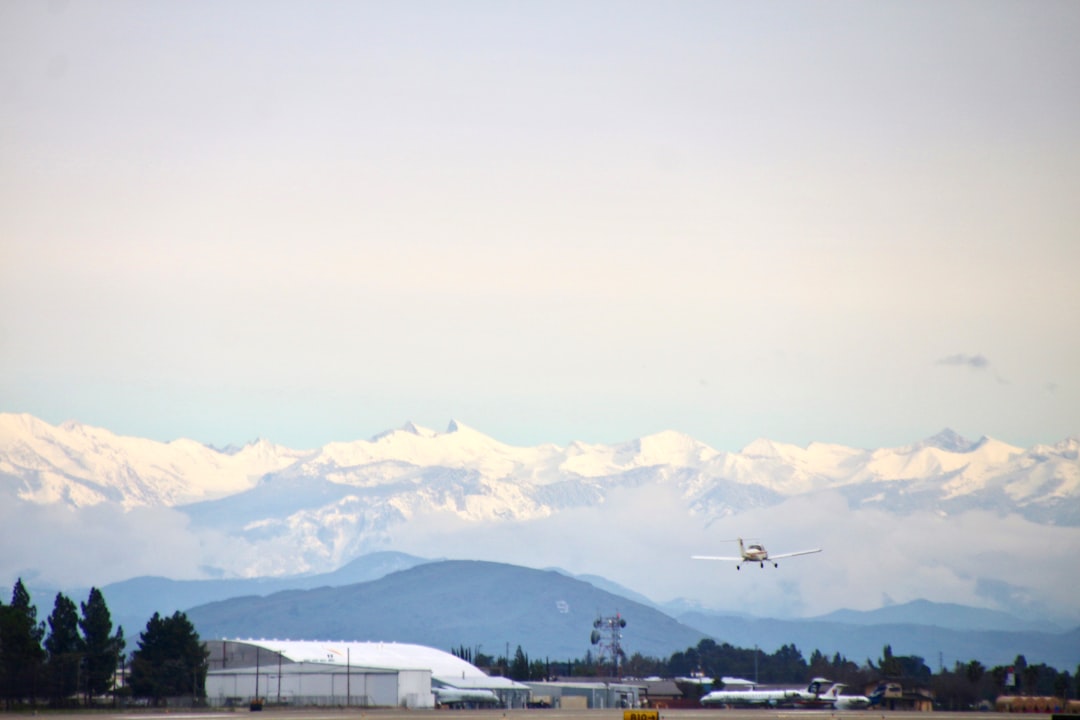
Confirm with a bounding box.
[589,612,627,678]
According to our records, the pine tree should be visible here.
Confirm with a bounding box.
[0,579,46,708]
[511,645,529,680]
[45,593,83,705]
[130,612,208,705]
[79,588,125,704]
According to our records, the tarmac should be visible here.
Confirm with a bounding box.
[13,709,1008,720]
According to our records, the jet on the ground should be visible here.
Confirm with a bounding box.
[700,677,830,707]
[432,687,499,708]
[794,680,872,710]
[823,683,873,710]
[692,537,822,569]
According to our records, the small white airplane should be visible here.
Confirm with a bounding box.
[692,537,821,569]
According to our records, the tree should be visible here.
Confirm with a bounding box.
[129,612,208,705]
[44,593,83,705]
[79,588,124,703]
[0,579,46,708]
[0,578,48,708]
[510,645,529,680]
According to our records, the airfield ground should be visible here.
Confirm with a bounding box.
[12,709,1012,720]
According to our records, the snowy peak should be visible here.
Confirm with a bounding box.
[2,413,1076,524]
[921,428,978,452]
[0,413,307,508]
[372,421,438,441]
[316,419,551,479]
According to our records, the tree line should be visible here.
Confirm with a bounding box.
[0,579,207,709]
[455,638,1080,710]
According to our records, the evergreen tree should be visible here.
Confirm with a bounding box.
[79,588,124,703]
[510,645,529,680]
[45,593,83,705]
[129,612,208,705]
[0,579,46,708]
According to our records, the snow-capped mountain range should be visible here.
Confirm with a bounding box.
[5,414,1077,517]
[2,412,1078,623]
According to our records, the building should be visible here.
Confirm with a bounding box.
[204,639,529,709]
[521,680,644,709]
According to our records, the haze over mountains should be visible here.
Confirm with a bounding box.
[35,553,1078,670]
[2,412,1078,625]
[54,555,1080,671]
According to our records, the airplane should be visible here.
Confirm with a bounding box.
[700,677,832,707]
[432,686,500,708]
[692,537,821,569]
[823,683,873,710]
[794,681,872,710]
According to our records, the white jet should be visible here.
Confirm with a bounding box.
[821,683,873,710]
[794,680,873,709]
[701,677,832,707]
[692,537,822,569]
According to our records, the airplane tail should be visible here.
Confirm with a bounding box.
[737,537,745,556]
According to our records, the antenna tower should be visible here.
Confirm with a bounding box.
[589,612,628,679]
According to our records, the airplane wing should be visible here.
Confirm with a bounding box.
[768,548,822,560]
[691,555,743,561]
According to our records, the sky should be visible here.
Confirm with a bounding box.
[3,1,1080,453]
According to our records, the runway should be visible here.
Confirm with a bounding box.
[23,709,1006,720]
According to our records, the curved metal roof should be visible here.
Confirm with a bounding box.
[224,638,485,678]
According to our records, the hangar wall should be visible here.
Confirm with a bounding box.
[206,664,432,708]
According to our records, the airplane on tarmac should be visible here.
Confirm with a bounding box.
[822,683,873,710]
[793,681,873,710]
[700,677,832,707]
[432,686,499,708]
[692,537,822,569]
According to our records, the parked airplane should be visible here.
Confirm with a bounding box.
[700,677,831,707]
[692,537,822,569]
[824,683,873,710]
[432,686,499,707]
[794,680,872,710]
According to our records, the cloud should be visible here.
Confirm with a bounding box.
[0,499,255,590]
[385,486,1080,626]
[936,353,990,370]
[8,481,1078,627]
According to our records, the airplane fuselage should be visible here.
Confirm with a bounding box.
[702,679,832,708]
[700,689,800,707]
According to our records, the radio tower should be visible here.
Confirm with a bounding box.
[590,612,628,679]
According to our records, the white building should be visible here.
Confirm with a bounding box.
[204,639,529,709]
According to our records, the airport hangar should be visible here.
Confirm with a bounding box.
[204,639,530,709]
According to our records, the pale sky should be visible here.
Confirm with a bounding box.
[3,1,1079,452]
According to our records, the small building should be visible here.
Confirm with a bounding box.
[522,680,644,709]
[204,639,528,709]
[871,681,934,712]
[632,679,691,708]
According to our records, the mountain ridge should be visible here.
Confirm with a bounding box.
[4,413,1078,625]
[176,559,1079,669]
